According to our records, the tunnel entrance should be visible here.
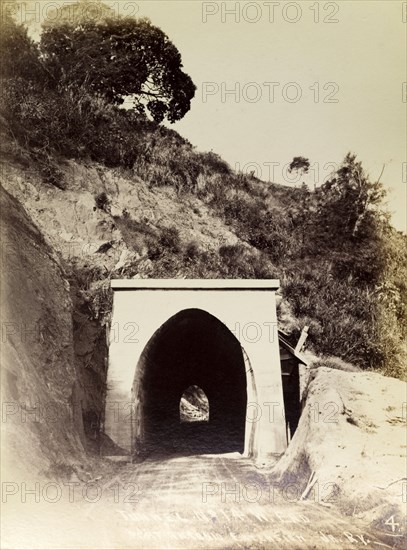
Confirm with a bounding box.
[132,309,249,456]
[107,279,289,458]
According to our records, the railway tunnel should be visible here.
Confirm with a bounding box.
[132,309,248,456]
[105,279,288,460]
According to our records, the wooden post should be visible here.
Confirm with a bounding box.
[295,325,309,354]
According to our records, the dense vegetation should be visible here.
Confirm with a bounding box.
[0,8,406,378]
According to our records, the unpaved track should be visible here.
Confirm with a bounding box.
[105,453,403,549]
[2,454,404,549]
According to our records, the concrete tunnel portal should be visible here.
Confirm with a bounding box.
[133,308,248,455]
[105,280,289,460]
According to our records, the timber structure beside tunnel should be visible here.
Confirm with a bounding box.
[104,280,305,461]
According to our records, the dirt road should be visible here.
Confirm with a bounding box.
[2,453,404,549]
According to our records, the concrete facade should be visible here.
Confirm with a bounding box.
[105,280,287,460]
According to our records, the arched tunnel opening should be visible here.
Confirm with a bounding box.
[132,309,248,457]
[180,385,210,423]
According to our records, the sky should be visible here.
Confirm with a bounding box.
[13,0,407,231]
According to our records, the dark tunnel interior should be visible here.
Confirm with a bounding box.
[134,309,248,456]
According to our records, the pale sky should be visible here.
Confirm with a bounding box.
[16,0,407,231]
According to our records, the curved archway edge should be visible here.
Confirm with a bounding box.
[105,280,287,460]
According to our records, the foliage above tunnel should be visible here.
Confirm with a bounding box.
[0,6,406,379]
[1,1,196,124]
[40,16,196,123]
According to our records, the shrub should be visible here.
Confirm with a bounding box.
[159,226,181,253]
[196,151,231,175]
[113,217,159,255]
[148,226,181,260]
[184,241,200,260]
[38,156,66,189]
[309,356,362,373]
[219,244,277,279]
[95,192,110,212]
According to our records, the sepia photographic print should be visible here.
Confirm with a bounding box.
[0,1,406,548]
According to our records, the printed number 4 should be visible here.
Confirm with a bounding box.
[384,515,399,532]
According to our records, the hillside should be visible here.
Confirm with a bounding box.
[1,9,407,548]
[0,153,241,448]
[1,8,407,451]
[2,7,407,381]
[1,0,406,382]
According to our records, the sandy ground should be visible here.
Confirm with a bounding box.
[272,368,407,529]
[2,452,405,550]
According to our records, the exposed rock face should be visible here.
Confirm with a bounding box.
[0,187,84,480]
[0,157,248,455]
[71,299,108,453]
[0,160,239,273]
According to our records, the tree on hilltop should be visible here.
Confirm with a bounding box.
[288,156,310,179]
[40,1,196,123]
[316,153,386,242]
[0,11,41,81]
